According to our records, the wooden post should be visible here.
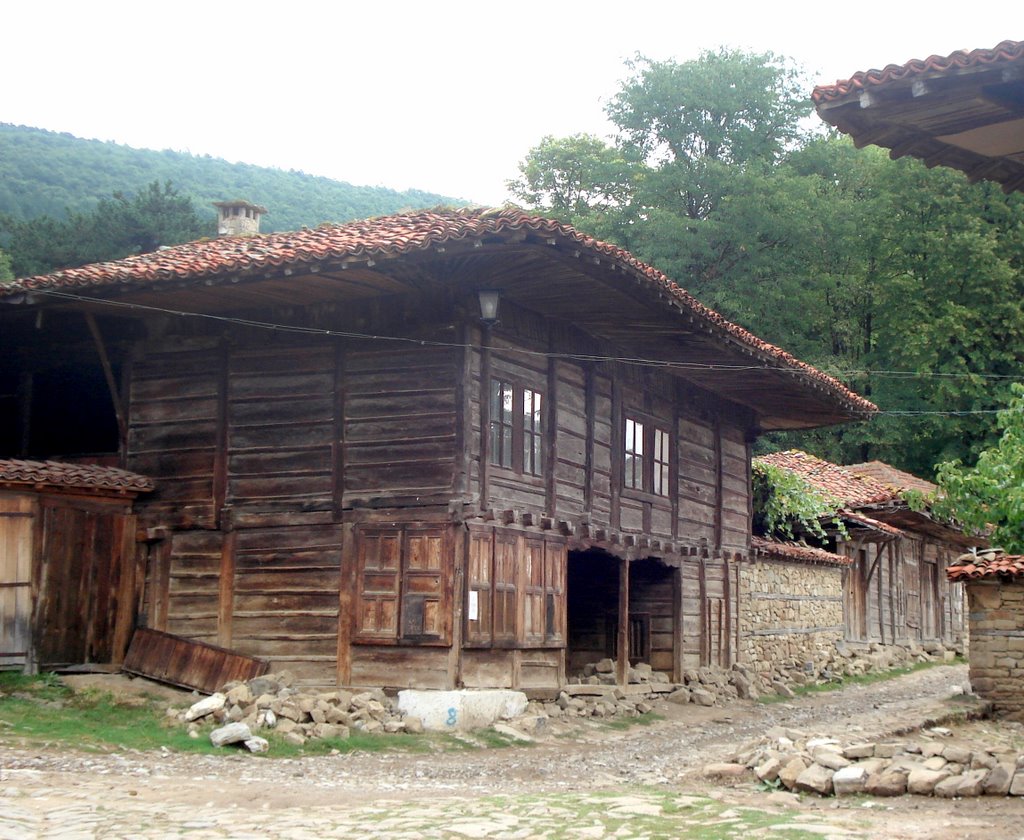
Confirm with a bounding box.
[672,563,683,683]
[332,341,347,519]
[217,530,236,648]
[336,521,356,686]
[83,312,127,461]
[212,340,229,529]
[712,420,723,550]
[583,365,595,516]
[545,354,558,516]
[479,327,492,512]
[610,379,622,531]
[448,524,467,690]
[616,555,629,686]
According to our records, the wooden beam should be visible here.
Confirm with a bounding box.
[336,522,356,686]
[83,312,127,460]
[479,327,493,512]
[616,556,629,686]
[212,340,229,528]
[217,530,237,648]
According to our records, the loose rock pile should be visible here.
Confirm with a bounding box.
[710,724,1024,798]
[759,639,960,692]
[174,671,422,753]
[570,659,760,707]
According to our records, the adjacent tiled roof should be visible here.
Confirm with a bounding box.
[0,459,154,494]
[947,551,1024,582]
[2,208,876,416]
[839,510,902,537]
[755,450,895,508]
[751,536,852,567]
[812,40,1024,104]
[846,461,937,496]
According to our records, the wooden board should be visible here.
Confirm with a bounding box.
[122,627,268,693]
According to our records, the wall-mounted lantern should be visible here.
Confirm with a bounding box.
[477,289,501,327]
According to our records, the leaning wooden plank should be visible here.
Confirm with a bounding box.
[122,627,268,693]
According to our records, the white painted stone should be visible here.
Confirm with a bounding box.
[185,693,226,722]
[832,765,869,796]
[210,722,252,747]
[396,689,528,732]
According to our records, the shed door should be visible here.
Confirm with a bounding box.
[0,495,35,669]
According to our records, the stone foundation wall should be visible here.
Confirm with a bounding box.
[738,558,844,672]
[966,580,1024,717]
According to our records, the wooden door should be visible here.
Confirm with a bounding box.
[0,494,35,669]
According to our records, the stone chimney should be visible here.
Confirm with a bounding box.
[213,200,267,236]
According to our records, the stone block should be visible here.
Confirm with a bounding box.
[185,693,226,722]
[210,722,252,747]
[942,745,972,764]
[865,769,907,797]
[843,743,875,760]
[983,764,1014,796]
[934,775,964,798]
[832,765,869,796]
[396,689,528,732]
[779,758,808,790]
[703,762,748,779]
[1009,770,1024,796]
[795,763,834,796]
[907,768,950,795]
[755,757,783,782]
[812,748,850,771]
[956,770,988,797]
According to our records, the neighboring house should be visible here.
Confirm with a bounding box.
[756,451,981,650]
[0,207,875,688]
[947,552,1024,718]
[813,40,1024,193]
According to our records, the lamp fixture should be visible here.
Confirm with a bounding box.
[477,289,501,327]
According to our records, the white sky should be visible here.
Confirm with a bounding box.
[2,1,1017,205]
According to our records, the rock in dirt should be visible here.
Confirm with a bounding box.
[210,722,252,748]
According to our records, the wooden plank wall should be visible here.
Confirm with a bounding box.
[128,343,220,530]
[628,559,676,674]
[0,492,35,669]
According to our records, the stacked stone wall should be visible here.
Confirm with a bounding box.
[966,580,1024,717]
[738,558,844,672]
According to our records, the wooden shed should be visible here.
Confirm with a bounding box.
[0,208,875,689]
[0,459,153,671]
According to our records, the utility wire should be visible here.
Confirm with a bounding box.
[23,287,1023,417]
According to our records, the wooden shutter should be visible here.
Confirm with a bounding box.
[524,538,545,643]
[402,529,447,640]
[493,532,517,644]
[544,540,566,644]
[355,529,401,641]
[466,529,493,646]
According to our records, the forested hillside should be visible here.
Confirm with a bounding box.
[0,124,461,232]
[509,49,1024,479]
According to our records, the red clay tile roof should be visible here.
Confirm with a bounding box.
[756,450,895,508]
[947,551,1024,582]
[0,459,154,494]
[846,461,937,497]
[812,40,1024,104]
[839,510,902,537]
[2,208,876,417]
[751,536,852,567]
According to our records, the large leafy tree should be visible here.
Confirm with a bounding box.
[510,48,1024,480]
[2,181,213,278]
[931,384,1024,552]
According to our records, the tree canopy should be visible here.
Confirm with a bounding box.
[508,48,1024,480]
[1,181,214,277]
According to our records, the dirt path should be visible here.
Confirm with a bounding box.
[1,664,1019,838]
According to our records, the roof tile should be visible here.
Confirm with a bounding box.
[0,459,154,494]
[812,40,1024,104]
[3,208,875,416]
[756,450,895,508]
[947,551,1024,582]
[751,535,852,566]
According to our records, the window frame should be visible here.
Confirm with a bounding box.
[488,377,545,479]
[622,413,672,499]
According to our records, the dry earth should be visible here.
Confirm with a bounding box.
[2,664,1023,839]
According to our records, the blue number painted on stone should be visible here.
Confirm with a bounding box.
[446,707,458,726]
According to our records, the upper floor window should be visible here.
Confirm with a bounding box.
[624,415,671,497]
[490,379,543,476]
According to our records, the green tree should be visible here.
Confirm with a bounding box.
[0,247,12,283]
[2,181,213,277]
[932,383,1024,552]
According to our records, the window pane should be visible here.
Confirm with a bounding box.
[523,389,543,476]
[653,427,670,496]
[489,380,514,468]
[624,417,644,489]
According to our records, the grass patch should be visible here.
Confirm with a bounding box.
[0,672,444,757]
[600,711,663,731]
[757,656,965,704]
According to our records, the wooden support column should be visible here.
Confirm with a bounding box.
[616,555,630,686]
[83,312,127,463]
[332,342,347,519]
[712,419,723,550]
[672,563,683,683]
[454,325,473,500]
[448,524,467,689]
[212,339,230,529]
[217,530,236,648]
[583,365,595,516]
[610,379,622,531]
[336,521,356,686]
[545,353,558,516]
[698,555,708,665]
[479,327,493,512]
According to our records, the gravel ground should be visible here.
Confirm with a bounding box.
[2,664,1022,839]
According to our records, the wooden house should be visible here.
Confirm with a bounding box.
[0,459,153,670]
[0,208,874,689]
[756,451,980,649]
